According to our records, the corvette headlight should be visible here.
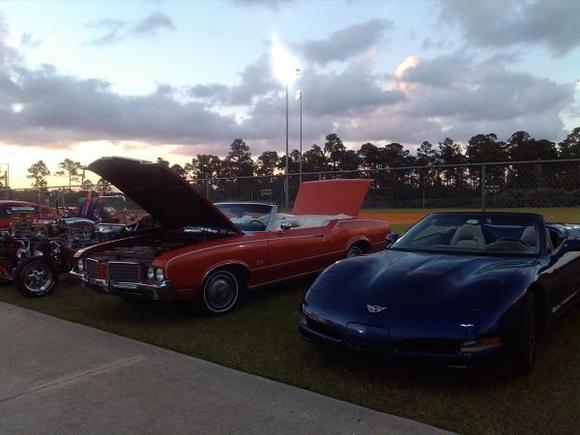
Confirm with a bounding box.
[77,259,84,273]
[147,266,155,281]
[154,267,165,282]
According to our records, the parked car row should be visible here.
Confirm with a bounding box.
[4,156,580,374]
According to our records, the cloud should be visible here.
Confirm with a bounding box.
[297,66,405,117]
[297,18,393,64]
[19,32,42,49]
[0,12,576,156]
[390,53,574,140]
[441,0,580,56]
[0,66,243,146]
[87,19,126,46]
[189,53,278,106]
[86,12,175,46]
[130,11,175,35]
[0,14,21,67]
[229,0,295,8]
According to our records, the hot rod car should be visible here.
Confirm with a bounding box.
[72,157,391,313]
[300,212,580,373]
[0,200,58,231]
[0,205,135,296]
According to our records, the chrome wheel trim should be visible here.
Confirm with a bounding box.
[204,271,238,313]
[22,262,53,293]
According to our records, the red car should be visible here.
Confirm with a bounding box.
[0,201,58,231]
[72,157,390,313]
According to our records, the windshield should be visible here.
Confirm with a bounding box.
[392,213,543,256]
[215,203,273,231]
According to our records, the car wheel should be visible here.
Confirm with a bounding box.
[510,293,538,374]
[15,257,58,297]
[202,270,240,314]
[346,244,364,258]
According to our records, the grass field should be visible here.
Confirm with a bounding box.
[1,272,580,434]
[2,208,580,433]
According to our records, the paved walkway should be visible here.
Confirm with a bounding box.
[0,302,452,434]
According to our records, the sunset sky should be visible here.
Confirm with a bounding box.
[1,0,579,187]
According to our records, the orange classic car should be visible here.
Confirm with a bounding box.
[72,157,390,313]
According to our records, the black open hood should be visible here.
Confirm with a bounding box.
[87,157,241,233]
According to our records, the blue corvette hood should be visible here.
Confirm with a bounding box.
[309,249,540,317]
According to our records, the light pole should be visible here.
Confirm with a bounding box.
[296,89,303,184]
[285,84,289,208]
[272,40,299,209]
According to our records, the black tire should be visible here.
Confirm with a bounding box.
[510,293,538,374]
[346,244,364,258]
[202,269,240,314]
[15,257,58,297]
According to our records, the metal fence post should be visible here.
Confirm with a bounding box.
[205,181,210,200]
[481,163,487,211]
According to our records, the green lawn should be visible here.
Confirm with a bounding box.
[2,274,580,434]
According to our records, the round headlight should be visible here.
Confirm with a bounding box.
[155,267,165,282]
[77,259,84,272]
[147,266,155,281]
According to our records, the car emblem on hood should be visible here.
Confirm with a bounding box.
[367,304,388,313]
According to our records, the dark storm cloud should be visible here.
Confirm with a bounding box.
[86,12,175,46]
[441,0,580,56]
[297,19,393,64]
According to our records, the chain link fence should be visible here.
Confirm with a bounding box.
[3,159,580,231]
[192,159,580,231]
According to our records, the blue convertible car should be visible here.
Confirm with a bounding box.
[300,212,580,373]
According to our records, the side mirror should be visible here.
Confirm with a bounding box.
[280,221,292,231]
[385,233,399,248]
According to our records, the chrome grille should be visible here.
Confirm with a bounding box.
[108,262,140,283]
[86,259,99,279]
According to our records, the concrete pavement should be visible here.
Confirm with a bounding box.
[0,302,452,434]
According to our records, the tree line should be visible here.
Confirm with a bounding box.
[157,127,580,180]
[23,127,580,189]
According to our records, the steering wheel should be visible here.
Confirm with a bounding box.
[495,237,530,248]
[248,219,265,227]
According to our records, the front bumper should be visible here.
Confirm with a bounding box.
[299,314,506,369]
[70,270,174,301]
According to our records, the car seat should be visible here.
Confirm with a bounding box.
[450,224,485,249]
